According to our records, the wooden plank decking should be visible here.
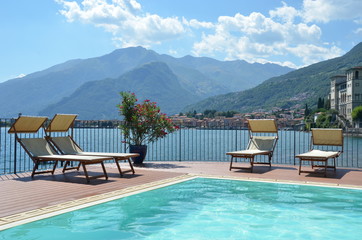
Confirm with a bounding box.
[1,161,362,224]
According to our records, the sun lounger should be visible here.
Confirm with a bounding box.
[45,114,138,177]
[226,119,278,172]
[8,116,112,183]
[296,128,343,177]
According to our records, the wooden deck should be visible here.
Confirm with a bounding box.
[1,161,362,225]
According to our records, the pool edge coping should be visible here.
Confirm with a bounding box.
[1,173,362,231]
[0,174,195,231]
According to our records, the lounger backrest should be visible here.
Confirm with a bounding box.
[50,136,82,154]
[248,136,277,151]
[8,116,48,134]
[20,138,58,157]
[248,119,278,133]
[311,128,343,146]
[45,114,77,133]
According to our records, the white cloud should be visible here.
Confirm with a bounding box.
[56,0,351,68]
[168,49,178,55]
[269,1,300,23]
[16,74,26,78]
[355,28,362,34]
[302,0,362,23]
[56,0,186,47]
[192,9,336,66]
[286,44,343,65]
[354,19,362,25]
[185,18,214,29]
[128,0,141,10]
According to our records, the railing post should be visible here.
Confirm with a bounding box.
[293,129,296,165]
[179,124,182,162]
[13,133,17,174]
[235,125,238,151]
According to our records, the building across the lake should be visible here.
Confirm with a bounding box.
[330,66,362,128]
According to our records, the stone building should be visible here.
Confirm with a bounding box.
[330,66,362,127]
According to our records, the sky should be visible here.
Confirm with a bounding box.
[1,0,361,83]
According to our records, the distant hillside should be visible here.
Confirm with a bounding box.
[0,47,292,118]
[39,62,200,119]
[160,54,292,93]
[184,42,362,113]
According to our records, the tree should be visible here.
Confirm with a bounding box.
[304,104,310,117]
[351,105,362,122]
[317,97,325,109]
[324,98,330,110]
[203,109,216,118]
[316,112,332,128]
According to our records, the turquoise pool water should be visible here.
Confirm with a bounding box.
[1,178,362,240]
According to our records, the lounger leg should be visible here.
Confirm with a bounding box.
[76,162,81,171]
[115,159,123,177]
[101,162,108,180]
[229,156,234,171]
[268,155,272,167]
[128,158,135,174]
[62,161,68,173]
[250,157,254,173]
[31,161,40,178]
[81,163,90,183]
[333,157,336,172]
[51,161,58,175]
[62,161,69,173]
[299,159,302,175]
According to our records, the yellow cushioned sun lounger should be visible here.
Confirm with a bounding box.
[226,119,278,173]
[296,128,343,177]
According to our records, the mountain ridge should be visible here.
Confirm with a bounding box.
[39,62,200,119]
[0,46,292,118]
[183,42,362,113]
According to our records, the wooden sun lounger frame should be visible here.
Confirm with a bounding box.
[296,128,344,177]
[227,119,278,172]
[17,138,110,182]
[47,135,137,177]
[8,116,110,183]
[45,114,138,177]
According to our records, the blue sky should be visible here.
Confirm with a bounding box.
[1,0,361,83]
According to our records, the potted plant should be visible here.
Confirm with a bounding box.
[118,92,178,164]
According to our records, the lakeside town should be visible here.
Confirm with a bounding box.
[172,66,362,131]
[170,108,305,130]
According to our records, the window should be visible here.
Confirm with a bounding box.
[356,82,360,87]
[356,71,359,79]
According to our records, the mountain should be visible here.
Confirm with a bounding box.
[0,46,292,118]
[39,62,200,119]
[184,42,362,113]
[173,55,292,91]
[0,47,162,117]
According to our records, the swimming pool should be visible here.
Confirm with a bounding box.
[1,177,362,239]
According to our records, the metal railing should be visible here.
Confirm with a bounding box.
[1,118,361,175]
